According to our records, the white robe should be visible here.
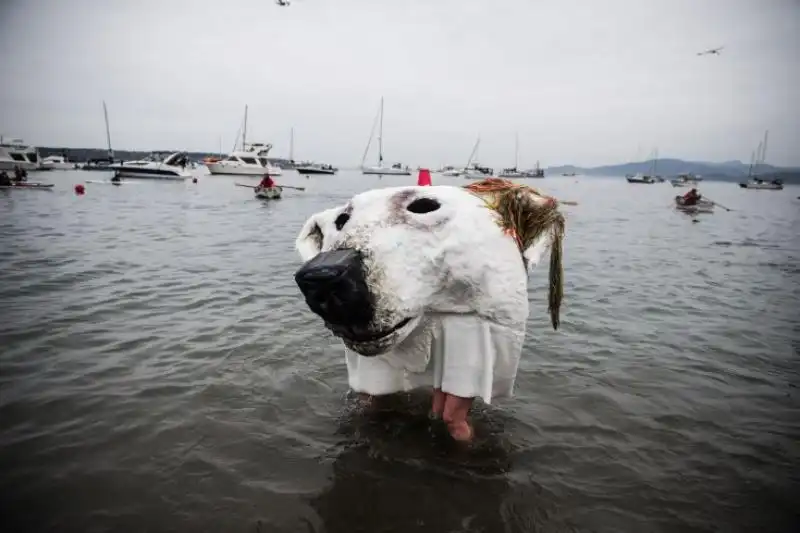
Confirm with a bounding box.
[344,314,525,404]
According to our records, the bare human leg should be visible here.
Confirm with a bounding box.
[432,389,474,441]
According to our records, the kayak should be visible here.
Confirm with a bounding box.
[0,182,54,190]
[675,195,714,214]
[255,185,282,199]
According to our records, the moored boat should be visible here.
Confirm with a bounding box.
[360,97,411,176]
[111,151,192,180]
[255,185,282,199]
[626,173,656,184]
[295,163,337,175]
[0,137,42,171]
[0,182,54,190]
[671,173,703,187]
[739,178,783,190]
[41,154,79,170]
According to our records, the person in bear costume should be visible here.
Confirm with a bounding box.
[295,178,566,441]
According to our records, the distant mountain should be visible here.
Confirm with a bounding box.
[546,158,800,183]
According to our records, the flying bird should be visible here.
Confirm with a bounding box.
[697,46,724,56]
[276,0,290,6]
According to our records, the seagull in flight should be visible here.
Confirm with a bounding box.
[697,46,724,56]
[276,0,290,6]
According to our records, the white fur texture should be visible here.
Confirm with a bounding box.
[295,185,556,402]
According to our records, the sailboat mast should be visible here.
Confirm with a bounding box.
[102,100,113,159]
[377,97,384,167]
[761,130,769,166]
[289,127,294,161]
[753,140,763,176]
[514,132,519,169]
[746,149,755,178]
[242,105,248,151]
[465,136,480,168]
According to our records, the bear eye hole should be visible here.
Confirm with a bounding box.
[334,212,350,230]
[407,198,441,214]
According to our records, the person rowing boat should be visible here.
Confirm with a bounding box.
[257,174,276,190]
[681,188,702,206]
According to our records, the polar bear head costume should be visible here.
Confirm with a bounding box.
[294,178,566,363]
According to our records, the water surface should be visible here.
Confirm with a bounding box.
[1,171,798,532]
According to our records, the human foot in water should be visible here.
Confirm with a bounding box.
[432,388,474,442]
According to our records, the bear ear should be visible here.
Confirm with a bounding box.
[295,205,347,261]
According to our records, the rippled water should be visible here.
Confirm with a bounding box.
[1,170,798,533]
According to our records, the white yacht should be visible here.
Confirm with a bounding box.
[206,143,282,176]
[41,154,79,170]
[0,137,42,171]
[207,104,282,177]
[110,151,193,180]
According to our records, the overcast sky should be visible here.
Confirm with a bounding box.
[1,0,797,168]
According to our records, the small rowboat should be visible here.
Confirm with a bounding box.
[0,182,54,190]
[255,185,282,200]
[675,195,714,214]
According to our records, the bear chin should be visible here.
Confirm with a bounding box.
[330,316,421,356]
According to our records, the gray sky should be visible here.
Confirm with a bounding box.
[1,0,797,168]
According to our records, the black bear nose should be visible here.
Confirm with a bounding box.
[294,249,373,326]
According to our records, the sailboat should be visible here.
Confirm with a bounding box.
[81,101,117,171]
[206,105,282,176]
[626,148,661,184]
[498,133,524,178]
[361,97,411,175]
[739,130,783,190]
[461,136,494,179]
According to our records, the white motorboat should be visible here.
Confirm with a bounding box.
[206,143,282,176]
[41,154,79,170]
[295,162,337,175]
[255,185,282,199]
[360,97,411,176]
[0,137,42,171]
[670,173,703,187]
[436,166,462,176]
[110,151,192,180]
[207,105,282,176]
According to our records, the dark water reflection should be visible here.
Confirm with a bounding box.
[1,170,798,532]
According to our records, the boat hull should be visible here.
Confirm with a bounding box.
[0,160,38,171]
[295,167,336,175]
[207,162,282,176]
[675,196,714,214]
[626,177,655,184]
[110,165,190,180]
[739,182,783,190]
[255,186,282,199]
[362,166,411,175]
[0,182,54,190]
[44,162,78,170]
